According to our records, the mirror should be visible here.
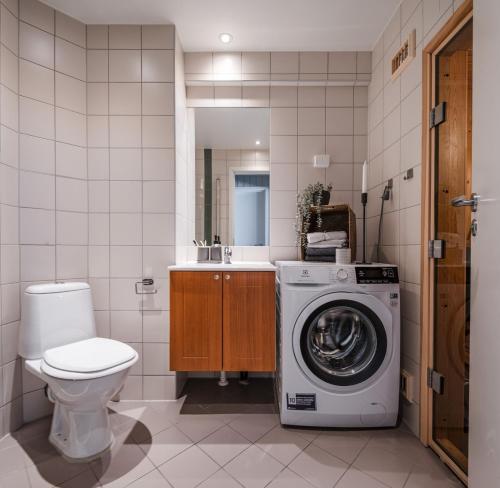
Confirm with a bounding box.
[195,108,270,246]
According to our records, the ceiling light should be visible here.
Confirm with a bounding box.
[255,140,261,145]
[219,33,233,44]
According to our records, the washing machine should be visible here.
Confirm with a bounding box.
[275,261,400,428]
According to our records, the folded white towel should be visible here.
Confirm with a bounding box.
[308,239,347,249]
[307,231,347,244]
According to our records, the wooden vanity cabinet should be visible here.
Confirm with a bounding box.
[222,271,276,371]
[170,271,222,371]
[170,270,275,372]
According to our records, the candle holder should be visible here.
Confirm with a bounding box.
[357,192,371,265]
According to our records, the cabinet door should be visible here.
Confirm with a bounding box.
[170,271,222,371]
[222,271,276,371]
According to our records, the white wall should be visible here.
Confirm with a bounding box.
[1,0,181,437]
[469,0,500,485]
[175,31,196,265]
[366,0,468,434]
[18,1,88,423]
[86,23,177,401]
[0,0,22,437]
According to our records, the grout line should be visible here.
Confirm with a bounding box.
[140,24,145,398]
[106,24,112,346]
[52,9,57,282]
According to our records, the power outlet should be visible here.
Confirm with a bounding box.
[400,369,414,403]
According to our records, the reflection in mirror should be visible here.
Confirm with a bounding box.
[195,108,270,246]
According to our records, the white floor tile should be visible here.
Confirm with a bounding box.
[158,445,219,488]
[404,462,464,488]
[111,403,175,443]
[266,468,315,488]
[353,445,413,488]
[198,426,251,466]
[335,467,388,488]
[138,425,193,467]
[127,469,172,488]
[228,414,279,443]
[91,442,156,488]
[26,455,90,487]
[288,444,348,488]
[284,427,321,442]
[174,415,226,443]
[224,444,284,488]
[0,468,32,488]
[1,403,463,488]
[0,434,56,476]
[256,425,310,465]
[368,429,437,468]
[197,469,243,488]
[312,430,370,464]
[59,469,102,488]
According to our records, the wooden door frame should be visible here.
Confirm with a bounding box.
[420,0,473,484]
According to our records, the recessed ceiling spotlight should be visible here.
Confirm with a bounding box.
[255,140,261,145]
[219,33,233,44]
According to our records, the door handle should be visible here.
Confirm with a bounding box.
[214,274,220,280]
[451,193,480,212]
[224,274,231,280]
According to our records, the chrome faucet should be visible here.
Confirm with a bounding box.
[224,246,232,264]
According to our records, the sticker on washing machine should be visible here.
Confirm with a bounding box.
[286,393,317,411]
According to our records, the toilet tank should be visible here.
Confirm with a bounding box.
[19,282,97,360]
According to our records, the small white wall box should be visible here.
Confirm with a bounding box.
[391,29,416,80]
[313,154,330,168]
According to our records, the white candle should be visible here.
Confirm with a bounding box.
[362,160,368,194]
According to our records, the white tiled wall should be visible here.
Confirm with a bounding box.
[174,31,196,267]
[0,0,22,438]
[184,51,371,84]
[86,23,177,401]
[16,0,87,423]
[1,0,179,436]
[366,0,467,435]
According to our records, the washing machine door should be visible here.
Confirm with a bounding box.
[293,292,392,390]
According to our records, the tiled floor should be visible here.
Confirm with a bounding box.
[0,400,463,488]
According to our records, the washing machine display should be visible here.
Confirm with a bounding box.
[300,299,387,387]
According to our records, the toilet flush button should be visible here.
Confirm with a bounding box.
[336,269,348,281]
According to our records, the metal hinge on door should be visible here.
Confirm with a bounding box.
[427,368,445,395]
[428,239,445,259]
[429,102,446,128]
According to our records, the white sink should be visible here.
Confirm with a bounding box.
[168,261,276,271]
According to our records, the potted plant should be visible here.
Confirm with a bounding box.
[295,182,333,248]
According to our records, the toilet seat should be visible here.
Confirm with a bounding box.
[37,338,138,380]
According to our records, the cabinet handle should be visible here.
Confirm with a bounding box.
[224,274,231,280]
[214,274,220,280]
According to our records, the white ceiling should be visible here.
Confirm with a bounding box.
[41,0,400,51]
[195,108,269,150]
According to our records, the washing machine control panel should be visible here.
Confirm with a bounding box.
[355,266,399,284]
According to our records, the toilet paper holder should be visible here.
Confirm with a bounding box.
[135,278,158,295]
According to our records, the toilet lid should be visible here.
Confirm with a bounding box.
[43,337,136,373]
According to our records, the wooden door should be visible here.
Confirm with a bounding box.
[222,271,275,371]
[431,19,472,475]
[170,271,222,371]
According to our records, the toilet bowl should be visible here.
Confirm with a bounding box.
[19,283,138,462]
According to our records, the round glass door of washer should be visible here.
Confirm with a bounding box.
[300,299,387,386]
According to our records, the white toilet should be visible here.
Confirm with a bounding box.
[18,282,138,462]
